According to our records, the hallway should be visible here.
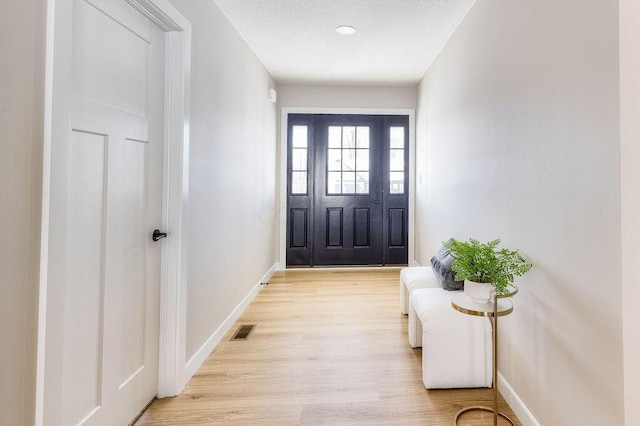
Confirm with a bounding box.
[137,269,519,425]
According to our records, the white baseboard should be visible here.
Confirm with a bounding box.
[411,259,420,267]
[283,266,403,272]
[182,263,278,381]
[498,372,540,426]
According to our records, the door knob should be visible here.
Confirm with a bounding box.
[374,191,383,204]
[152,229,167,241]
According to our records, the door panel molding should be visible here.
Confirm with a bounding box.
[388,208,406,247]
[290,208,308,248]
[353,208,371,248]
[64,129,107,423]
[37,1,191,424]
[279,108,416,269]
[326,207,344,248]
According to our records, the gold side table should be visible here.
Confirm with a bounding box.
[451,284,518,426]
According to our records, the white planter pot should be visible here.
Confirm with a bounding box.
[464,279,495,304]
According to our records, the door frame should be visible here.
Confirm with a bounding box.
[36,0,191,422]
[279,107,417,269]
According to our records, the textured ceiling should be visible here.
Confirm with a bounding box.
[213,0,476,85]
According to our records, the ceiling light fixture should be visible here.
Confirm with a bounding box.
[335,25,357,36]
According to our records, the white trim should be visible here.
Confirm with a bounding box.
[152,2,192,399]
[35,0,58,423]
[278,108,288,269]
[182,263,279,380]
[36,0,191,421]
[278,107,416,270]
[407,111,416,268]
[125,0,184,31]
[498,372,540,426]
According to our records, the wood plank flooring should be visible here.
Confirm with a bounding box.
[137,269,520,425]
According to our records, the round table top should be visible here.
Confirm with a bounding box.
[451,292,514,317]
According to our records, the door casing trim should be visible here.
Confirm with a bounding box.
[36,0,191,422]
[278,107,417,269]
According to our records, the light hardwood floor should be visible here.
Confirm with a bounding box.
[138,269,520,425]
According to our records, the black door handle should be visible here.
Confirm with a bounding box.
[152,229,167,241]
[374,191,383,204]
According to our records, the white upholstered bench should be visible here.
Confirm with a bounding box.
[408,288,492,389]
[399,266,440,315]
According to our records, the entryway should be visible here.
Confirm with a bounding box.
[286,114,409,267]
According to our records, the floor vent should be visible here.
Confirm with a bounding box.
[231,324,256,341]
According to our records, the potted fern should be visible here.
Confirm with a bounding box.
[443,238,532,304]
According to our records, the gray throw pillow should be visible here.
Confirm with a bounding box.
[430,240,464,291]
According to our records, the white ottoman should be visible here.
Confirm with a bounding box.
[400,266,440,314]
[408,288,492,389]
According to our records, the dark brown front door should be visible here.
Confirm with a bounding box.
[286,114,409,266]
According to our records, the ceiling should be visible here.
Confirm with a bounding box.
[213,0,476,86]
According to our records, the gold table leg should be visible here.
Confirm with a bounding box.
[453,406,515,425]
[453,295,514,425]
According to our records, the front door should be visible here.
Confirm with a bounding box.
[313,115,384,265]
[43,0,165,424]
[286,114,409,266]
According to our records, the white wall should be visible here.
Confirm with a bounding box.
[416,0,623,424]
[0,0,45,424]
[279,84,416,110]
[620,0,640,423]
[168,0,279,361]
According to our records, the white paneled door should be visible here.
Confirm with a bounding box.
[50,0,165,424]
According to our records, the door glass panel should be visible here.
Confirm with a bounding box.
[291,171,307,194]
[357,172,369,194]
[356,126,370,148]
[342,172,356,194]
[290,125,309,194]
[328,149,342,171]
[390,127,404,148]
[343,149,356,171]
[356,150,369,171]
[343,127,356,148]
[292,126,308,148]
[328,126,342,148]
[327,171,341,194]
[292,148,307,171]
[326,125,370,195]
[389,127,405,194]
[390,149,404,171]
[390,171,404,194]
